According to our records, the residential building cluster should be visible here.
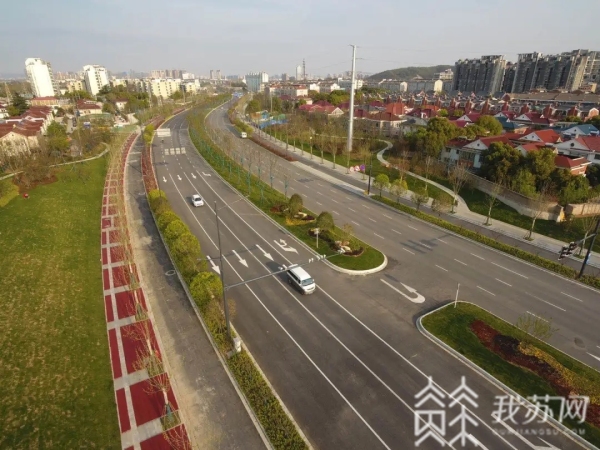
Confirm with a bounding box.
[0,105,53,156]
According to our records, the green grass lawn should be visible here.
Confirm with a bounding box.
[422,303,600,447]
[0,158,120,449]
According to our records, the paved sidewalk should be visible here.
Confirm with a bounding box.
[252,127,600,270]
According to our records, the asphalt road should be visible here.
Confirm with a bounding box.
[148,108,590,450]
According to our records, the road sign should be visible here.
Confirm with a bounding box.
[355,165,360,172]
[359,164,365,172]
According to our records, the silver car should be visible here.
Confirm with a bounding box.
[191,194,204,207]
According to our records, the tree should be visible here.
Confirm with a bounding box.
[45,122,70,154]
[373,173,390,197]
[559,175,590,205]
[449,164,469,213]
[564,115,583,124]
[7,92,28,116]
[438,108,449,117]
[483,182,503,226]
[270,96,282,113]
[525,180,553,240]
[587,164,600,188]
[475,115,503,135]
[102,102,116,114]
[463,124,488,140]
[411,185,429,212]
[190,272,223,312]
[511,168,537,197]
[479,142,522,182]
[431,192,452,216]
[526,147,556,188]
[316,211,335,233]
[288,193,303,217]
[247,99,261,114]
[170,90,183,101]
[390,178,408,203]
[576,213,600,256]
[63,90,94,101]
[515,313,558,349]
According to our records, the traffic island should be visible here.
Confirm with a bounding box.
[420,302,600,448]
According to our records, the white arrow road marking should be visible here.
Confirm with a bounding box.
[256,244,273,261]
[202,172,212,177]
[586,352,600,363]
[162,177,167,183]
[206,256,220,274]
[274,239,298,254]
[191,173,197,179]
[493,416,560,449]
[232,250,248,267]
[177,175,182,181]
[380,279,425,303]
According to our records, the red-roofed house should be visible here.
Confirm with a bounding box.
[363,111,404,137]
[385,101,408,116]
[76,100,103,115]
[455,135,516,168]
[0,124,41,158]
[554,136,600,165]
[519,130,562,145]
[456,113,481,123]
[515,142,552,157]
[554,155,591,175]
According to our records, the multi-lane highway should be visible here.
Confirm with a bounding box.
[147,106,594,449]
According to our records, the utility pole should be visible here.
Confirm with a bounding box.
[577,216,600,279]
[346,45,357,174]
[215,201,232,341]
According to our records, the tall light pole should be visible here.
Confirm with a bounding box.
[215,201,232,341]
[346,45,357,174]
[577,216,600,279]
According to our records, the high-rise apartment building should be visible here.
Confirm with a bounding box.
[453,55,506,95]
[296,65,303,81]
[245,72,269,92]
[25,58,57,97]
[83,65,109,96]
[501,62,517,93]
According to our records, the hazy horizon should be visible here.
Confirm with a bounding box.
[2,0,600,78]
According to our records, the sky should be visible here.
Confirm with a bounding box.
[2,0,600,78]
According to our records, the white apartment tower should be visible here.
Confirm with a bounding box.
[83,65,110,96]
[245,72,269,92]
[25,58,57,97]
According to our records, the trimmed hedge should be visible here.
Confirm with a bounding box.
[372,195,600,290]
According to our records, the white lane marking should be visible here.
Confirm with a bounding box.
[380,279,425,304]
[368,218,377,223]
[561,292,583,302]
[470,253,485,260]
[318,183,324,187]
[316,201,323,206]
[526,311,548,322]
[351,220,360,226]
[383,214,393,219]
[348,207,357,213]
[374,232,384,239]
[490,262,529,279]
[345,196,351,200]
[435,265,448,272]
[417,242,432,249]
[477,286,496,296]
[402,247,415,255]
[330,189,336,193]
[526,293,567,312]
[316,191,323,195]
[391,229,402,235]
[437,238,448,244]
[331,199,339,204]
[495,278,512,287]
[361,205,371,209]
[407,225,418,231]
[586,352,600,363]
[333,211,340,215]
[454,258,468,266]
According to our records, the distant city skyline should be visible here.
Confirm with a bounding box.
[1,0,599,78]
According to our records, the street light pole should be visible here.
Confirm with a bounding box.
[577,216,600,279]
[367,151,374,195]
[215,201,232,340]
[346,44,357,174]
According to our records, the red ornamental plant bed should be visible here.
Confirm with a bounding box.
[307,229,364,257]
[250,135,296,162]
[470,320,600,428]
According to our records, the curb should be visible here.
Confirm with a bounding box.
[417,302,597,450]
[202,106,388,276]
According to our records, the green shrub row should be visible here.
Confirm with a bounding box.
[147,119,308,449]
[0,179,20,207]
[373,195,600,290]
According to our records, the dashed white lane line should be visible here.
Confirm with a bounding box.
[490,262,529,279]
[470,253,485,260]
[561,292,583,302]
[437,238,448,244]
[417,242,432,249]
[527,293,566,312]
[402,247,415,255]
[316,201,323,206]
[351,220,360,226]
[391,229,402,235]
[495,278,512,287]
[331,199,339,204]
[333,211,340,215]
[348,207,357,213]
[477,286,496,296]
[318,183,324,187]
[526,311,548,322]
[407,225,418,231]
[316,191,323,195]
[374,233,384,239]
[330,189,336,193]
[383,214,393,219]
[454,258,468,266]
[368,218,377,223]
[362,205,371,209]
[435,265,448,272]
[345,196,351,200]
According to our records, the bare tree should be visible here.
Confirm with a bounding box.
[484,182,503,226]
[515,313,558,349]
[525,180,553,240]
[267,153,279,189]
[577,213,600,256]
[256,148,265,181]
[448,163,469,213]
[411,185,429,212]
[145,372,178,429]
[162,426,193,450]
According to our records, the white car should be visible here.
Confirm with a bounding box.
[191,194,204,207]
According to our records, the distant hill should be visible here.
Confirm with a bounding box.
[368,65,453,81]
